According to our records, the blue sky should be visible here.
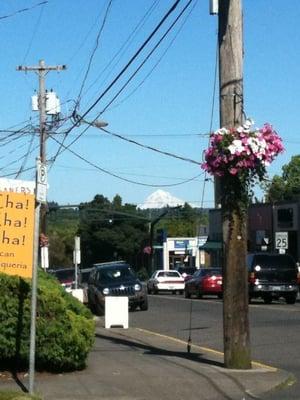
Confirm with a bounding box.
[0,0,299,208]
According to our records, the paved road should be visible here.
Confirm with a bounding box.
[130,294,300,399]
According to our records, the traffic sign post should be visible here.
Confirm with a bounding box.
[36,160,47,204]
[275,232,288,251]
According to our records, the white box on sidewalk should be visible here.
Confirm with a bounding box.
[105,296,128,329]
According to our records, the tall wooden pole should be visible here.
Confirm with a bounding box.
[218,0,251,369]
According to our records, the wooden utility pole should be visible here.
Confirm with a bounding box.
[16,60,66,393]
[218,0,251,369]
[17,60,66,235]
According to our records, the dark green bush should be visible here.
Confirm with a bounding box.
[0,270,95,372]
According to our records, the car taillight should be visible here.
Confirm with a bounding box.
[249,272,256,284]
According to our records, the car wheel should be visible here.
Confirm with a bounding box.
[88,293,96,314]
[285,294,297,304]
[147,286,152,294]
[184,288,190,299]
[196,289,203,299]
[95,300,105,316]
[140,297,149,311]
[130,304,137,312]
[172,290,176,295]
[217,293,223,299]
[263,295,272,304]
[179,290,184,295]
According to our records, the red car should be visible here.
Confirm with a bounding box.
[184,268,223,299]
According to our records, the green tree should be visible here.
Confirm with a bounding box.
[157,204,208,237]
[47,207,79,267]
[78,194,149,271]
[266,155,300,202]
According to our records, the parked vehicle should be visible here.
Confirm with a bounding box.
[48,267,75,291]
[184,268,223,299]
[247,252,299,304]
[175,266,197,281]
[147,270,185,294]
[87,262,148,315]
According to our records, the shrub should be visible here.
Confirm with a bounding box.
[0,270,95,372]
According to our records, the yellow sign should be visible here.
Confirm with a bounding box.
[0,191,35,279]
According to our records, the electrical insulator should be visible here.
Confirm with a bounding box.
[31,94,39,111]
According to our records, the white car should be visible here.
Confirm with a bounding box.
[147,270,185,294]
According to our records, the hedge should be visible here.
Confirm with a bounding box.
[0,269,95,372]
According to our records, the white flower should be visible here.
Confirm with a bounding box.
[247,137,260,154]
[243,118,254,130]
[228,139,244,154]
[216,127,229,135]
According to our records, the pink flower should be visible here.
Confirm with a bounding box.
[201,121,284,180]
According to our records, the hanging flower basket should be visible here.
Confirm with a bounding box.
[201,120,284,208]
[202,120,284,181]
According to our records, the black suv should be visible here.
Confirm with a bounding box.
[247,252,298,304]
[87,262,148,315]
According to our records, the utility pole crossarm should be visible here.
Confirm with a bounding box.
[16,63,67,72]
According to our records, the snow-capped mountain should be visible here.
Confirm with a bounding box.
[137,190,187,210]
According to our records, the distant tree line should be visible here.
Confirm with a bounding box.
[47,194,208,276]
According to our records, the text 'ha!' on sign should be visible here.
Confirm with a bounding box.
[0,178,35,279]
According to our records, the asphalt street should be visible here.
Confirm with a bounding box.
[129,294,300,399]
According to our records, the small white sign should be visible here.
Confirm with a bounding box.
[275,232,288,249]
[73,250,81,264]
[37,161,47,185]
[36,182,47,203]
[105,297,128,329]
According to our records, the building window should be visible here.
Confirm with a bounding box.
[277,208,293,229]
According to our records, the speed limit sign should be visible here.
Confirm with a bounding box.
[275,232,288,250]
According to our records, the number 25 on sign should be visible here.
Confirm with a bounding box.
[275,232,288,249]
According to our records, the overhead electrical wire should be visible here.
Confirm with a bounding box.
[98,126,201,165]
[15,130,36,178]
[106,0,197,112]
[49,0,183,164]
[75,0,113,110]
[55,162,205,182]
[84,0,160,102]
[1,166,36,178]
[0,143,39,173]
[200,40,219,210]
[0,1,47,20]
[89,0,194,119]
[48,132,203,187]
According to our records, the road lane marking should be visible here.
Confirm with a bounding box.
[136,327,278,372]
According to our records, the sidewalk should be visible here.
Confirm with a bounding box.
[0,319,295,400]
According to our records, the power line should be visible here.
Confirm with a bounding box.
[83,0,160,102]
[15,130,36,178]
[75,0,113,110]
[106,0,197,112]
[49,0,183,164]
[99,126,201,165]
[48,132,203,187]
[95,0,194,117]
[0,1,48,20]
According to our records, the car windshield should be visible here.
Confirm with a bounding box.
[98,266,136,283]
[253,255,295,269]
[157,271,181,278]
[177,267,196,275]
[51,269,75,282]
[204,268,222,276]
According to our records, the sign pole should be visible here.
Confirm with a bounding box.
[29,200,40,394]
[74,236,81,289]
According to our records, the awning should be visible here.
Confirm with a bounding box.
[199,241,223,251]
